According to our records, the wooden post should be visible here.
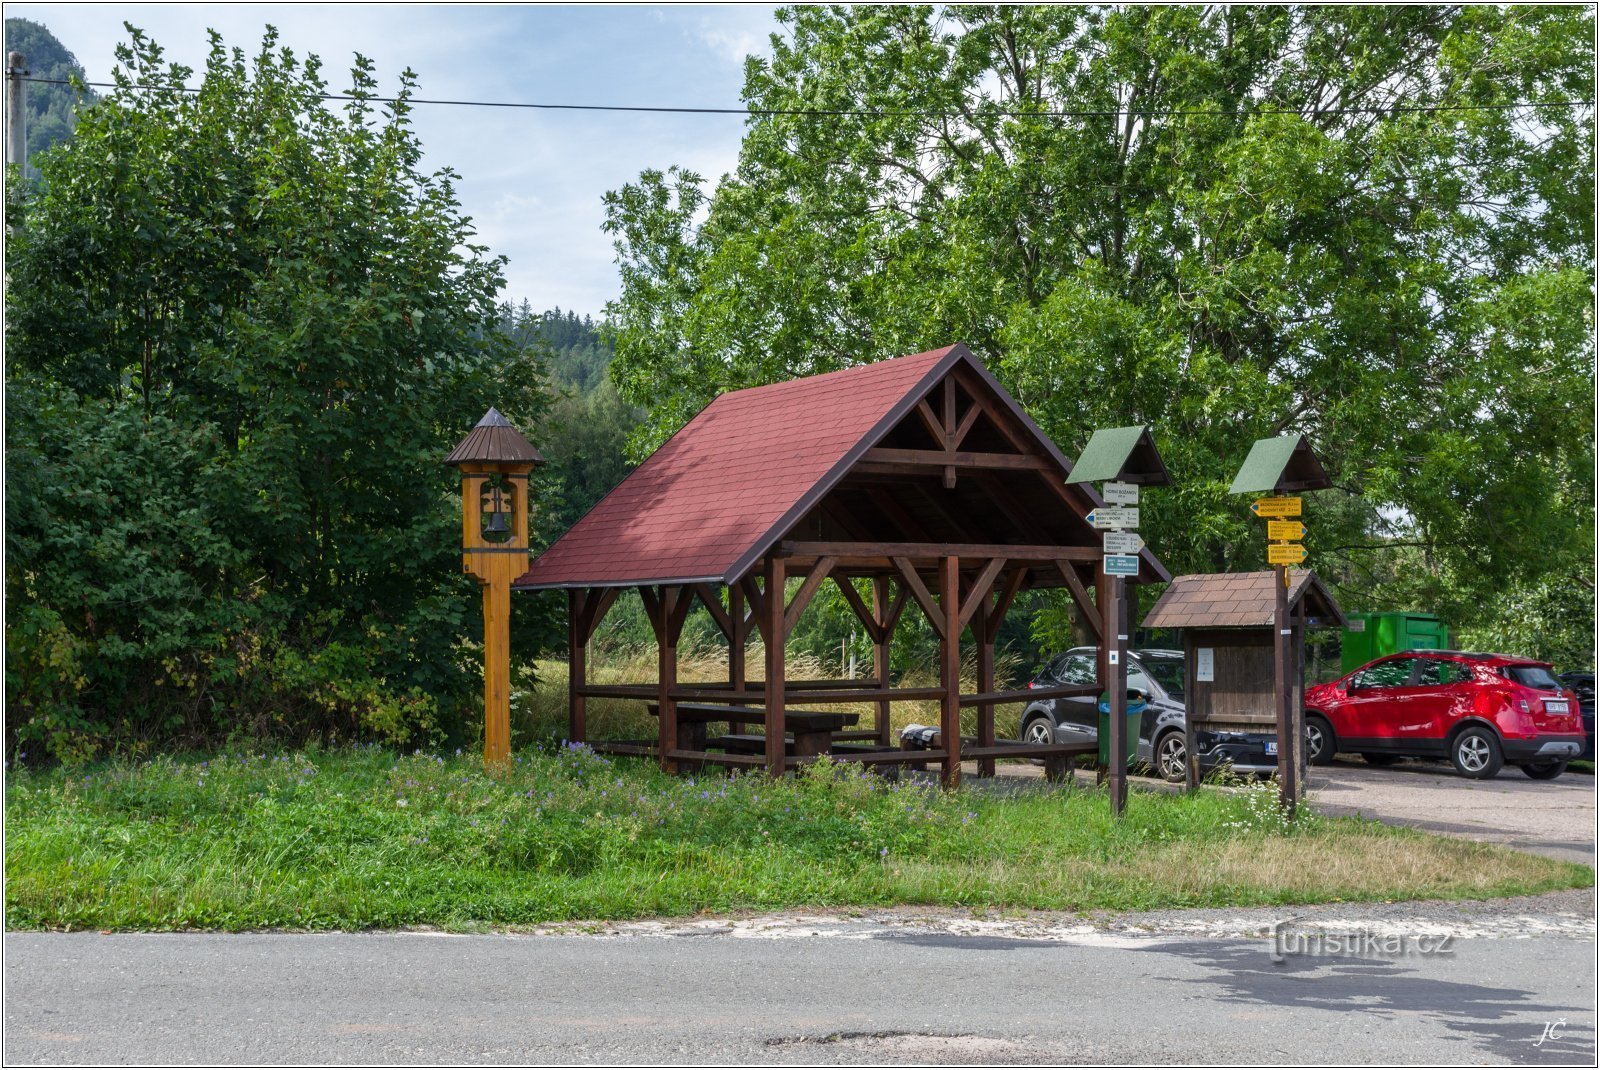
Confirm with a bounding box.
[939,555,962,789]
[482,573,512,768]
[974,594,996,778]
[1274,566,1297,815]
[655,586,682,775]
[764,556,787,778]
[568,588,587,744]
[728,583,748,734]
[1183,634,1200,792]
[1101,571,1128,816]
[873,575,892,747]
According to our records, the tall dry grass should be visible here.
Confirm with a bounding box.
[515,641,1032,745]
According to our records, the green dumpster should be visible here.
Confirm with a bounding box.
[1096,691,1145,765]
[1341,613,1449,673]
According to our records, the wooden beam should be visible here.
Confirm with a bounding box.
[873,575,893,747]
[859,447,1055,472]
[579,586,621,644]
[764,556,787,778]
[959,558,1008,630]
[656,586,683,775]
[988,567,1028,645]
[784,556,837,637]
[739,574,767,638]
[638,585,663,642]
[833,574,885,643]
[914,398,945,448]
[785,540,1097,563]
[974,592,996,777]
[952,399,982,449]
[1056,560,1101,640]
[690,583,733,641]
[568,588,587,744]
[892,556,946,639]
[939,555,962,790]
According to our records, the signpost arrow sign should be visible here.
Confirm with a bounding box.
[1087,506,1140,530]
[1104,531,1145,554]
[1104,554,1140,577]
[1250,496,1303,518]
[1267,543,1308,565]
[1267,520,1306,541]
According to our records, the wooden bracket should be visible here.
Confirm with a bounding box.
[959,558,1008,630]
[784,556,837,637]
[892,556,946,639]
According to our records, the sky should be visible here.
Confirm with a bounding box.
[6,3,784,318]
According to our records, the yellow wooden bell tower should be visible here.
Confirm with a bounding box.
[445,408,544,768]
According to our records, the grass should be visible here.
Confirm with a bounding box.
[5,744,1591,932]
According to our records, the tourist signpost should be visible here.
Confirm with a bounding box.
[1229,434,1332,814]
[1068,426,1171,817]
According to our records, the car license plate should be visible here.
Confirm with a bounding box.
[1546,699,1569,713]
[1265,740,1278,756]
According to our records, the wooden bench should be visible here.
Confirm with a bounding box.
[647,703,861,763]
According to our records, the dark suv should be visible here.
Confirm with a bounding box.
[1556,671,1594,761]
[1020,647,1278,782]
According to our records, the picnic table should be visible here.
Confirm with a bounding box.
[647,702,862,760]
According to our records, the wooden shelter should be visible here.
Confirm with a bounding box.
[1142,570,1344,785]
[515,344,1170,785]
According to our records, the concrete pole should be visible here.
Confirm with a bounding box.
[6,52,26,172]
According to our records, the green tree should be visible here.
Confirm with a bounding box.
[603,5,1594,655]
[5,26,550,759]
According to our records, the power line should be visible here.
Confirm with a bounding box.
[18,75,1596,119]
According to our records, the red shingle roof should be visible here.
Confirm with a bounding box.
[517,347,959,589]
[1142,570,1346,629]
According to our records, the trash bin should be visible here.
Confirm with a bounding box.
[1096,691,1145,766]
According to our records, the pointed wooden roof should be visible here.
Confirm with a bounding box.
[445,408,545,467]
[1142,570,1346,630]
[516,344,1169,589]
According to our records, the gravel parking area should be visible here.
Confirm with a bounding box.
[960,756,1596,866]
[1309,758,1596,865]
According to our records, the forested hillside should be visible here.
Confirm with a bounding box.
[3,17,97,172]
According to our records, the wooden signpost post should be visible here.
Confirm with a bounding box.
[1229,434,1332,815]
[1068,427,1171,818]
[445,409,545,770]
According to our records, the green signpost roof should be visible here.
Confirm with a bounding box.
[1065,425,1171,486]
[1228,433,1332,494]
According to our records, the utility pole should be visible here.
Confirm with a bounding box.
[6,52,26,173]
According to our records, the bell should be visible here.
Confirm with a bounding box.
[483,483,511,536]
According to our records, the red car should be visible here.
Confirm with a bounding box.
[1304,651,1586,780]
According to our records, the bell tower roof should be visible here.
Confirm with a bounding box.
[445,408,545,466]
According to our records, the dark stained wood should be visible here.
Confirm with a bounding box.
[655,586,686,775]
[575,683,658,699]
[568,588,587,743]
[864,486,935,542]
[787,540,1097,563]
[764,555,787,777]
[691,583,733,640]
[892,556,946,639]
[858,448,1056,472]
[833,574,884,642]
[638,585,663,642]
[989,568,1027,645]
[974,592,996,778]
[959,557,1007,629]
[914,398,945,447]
[940,554,962,789]
[959,684,1096,705]
[728,581,750,734]
[784,555,837,637]
[739,573,768,634]
[874,575,895,746]
[1057,560,1101,640]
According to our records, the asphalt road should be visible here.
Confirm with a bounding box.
[6,893,1596,1065]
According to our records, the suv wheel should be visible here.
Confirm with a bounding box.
[1021,716,1056,746]
[1304,714,1336,765]
[1154,731,1187,783]
[1450,726,1504,779]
